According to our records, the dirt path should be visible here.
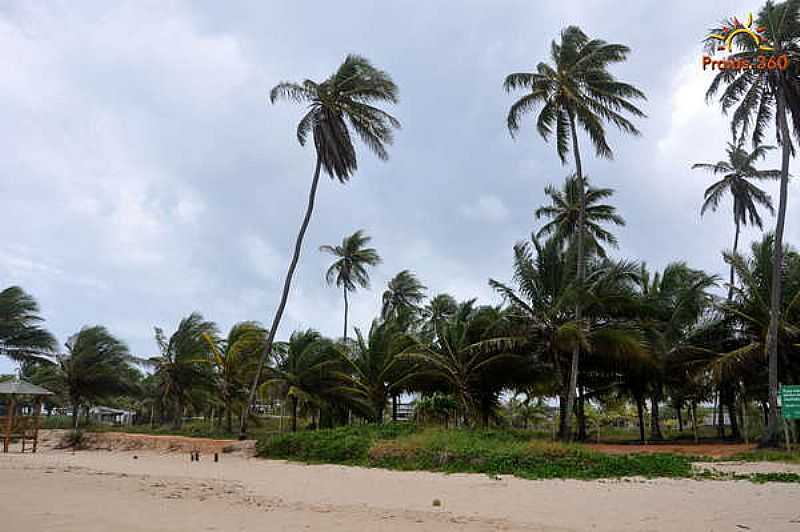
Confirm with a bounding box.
[2,448,800,532]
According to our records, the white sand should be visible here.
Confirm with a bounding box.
[2,448,799,531]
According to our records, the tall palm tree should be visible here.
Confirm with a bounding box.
[0,286,56,363]
[202,321,267,433]
[705,0,800,445]
[535,175,626,258]
[242,55,400,438]
[693,139,778,300]
[149,313,217,429]
[504,26,645,440]
[262,329,345,432]
[320,229,382,340]
[34,326,134,429]
[381,270,427,320]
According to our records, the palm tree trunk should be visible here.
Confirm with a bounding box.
[728,219,741,301]
[650,384,664,441]
[291,396,298,432]
[240,156,324,439]
[762,92,790,447]
[72,403,80,430]
[677,406,684,432]
[561,114,586,442]
[343,286,349,341]
[635,396,646,442]
[226,397,233,434]
[577,385,587,441]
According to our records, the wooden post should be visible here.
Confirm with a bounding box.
[33,397,42,453]
[4,396,17,453]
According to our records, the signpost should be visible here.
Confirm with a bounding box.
[779,385,800,451]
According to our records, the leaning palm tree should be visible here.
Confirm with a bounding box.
[504,26,645,440]
[693,139,778,300]
[241,55,400,438]
[320,230,382,340]
[705,1,800,444]
[381,270,427,320]
[202,321,267,433]
[149,313,217,429]
[0,286,56,363]
[37,326,134,429]
[535,175,626,258]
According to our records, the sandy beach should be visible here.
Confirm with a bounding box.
[2,441,800,532]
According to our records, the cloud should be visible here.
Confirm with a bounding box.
[1,0,797,375]
[459,195,511,223]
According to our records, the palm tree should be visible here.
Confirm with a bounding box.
[535,175,626,258]
[242,55,400,438]
[320,230,382,340]
[711,237,800,404]
[421,293,459,339]
[402,301,525,427]
[491,236,646,438]
[504,26,645,440]
[693,139,778,300]
[635,263,718,440]
[35,326,134,429]
[149,313,217,429]
[202,322,267,433]
[348,318,415,422]
[262,329,345,432]
[705,1,800,445]
[0,286,56,363]
[381,270,427,320]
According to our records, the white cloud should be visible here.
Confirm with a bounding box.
[459,194,510,223]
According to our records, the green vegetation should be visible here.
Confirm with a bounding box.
[257,425,693,480]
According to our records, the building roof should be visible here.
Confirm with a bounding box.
[90,406,133,415]
[0,378,54,396]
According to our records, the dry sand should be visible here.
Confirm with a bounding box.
[2,441,799,531]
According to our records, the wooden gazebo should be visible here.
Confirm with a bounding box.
[0,379,53,453]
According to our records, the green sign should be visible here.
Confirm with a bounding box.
[780,385,800,420]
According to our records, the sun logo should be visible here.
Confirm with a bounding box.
[707,13,774,52]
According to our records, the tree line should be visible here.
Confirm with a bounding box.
[1,2,799,445]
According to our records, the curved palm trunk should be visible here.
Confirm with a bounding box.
[343,286,349,341]
[762,93,791,447]
[240,156,324,439]
[561,114,586,442]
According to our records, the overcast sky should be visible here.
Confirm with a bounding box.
[2,1,799,373]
